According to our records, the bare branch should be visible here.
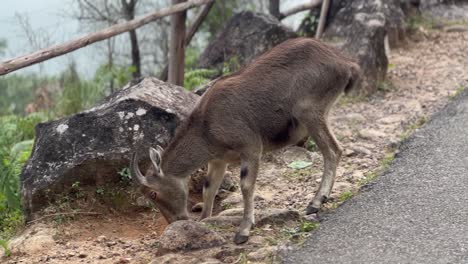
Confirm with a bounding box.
[279,0,322,20]
[0,0,213,76]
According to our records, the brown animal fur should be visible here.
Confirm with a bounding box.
[132,37,361,244]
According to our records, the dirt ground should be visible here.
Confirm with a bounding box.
[2,27,467,263]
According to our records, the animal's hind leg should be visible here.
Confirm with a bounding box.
[303,117,342,214]
[234,151,261,244]
[200,160,227,219]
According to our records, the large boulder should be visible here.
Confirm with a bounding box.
[323,0,407,95]
[198,11,297,71]
[418,0,468,19]
[20,78,199,217]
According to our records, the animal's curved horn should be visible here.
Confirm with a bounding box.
[149,147,162,166]
[131,152,148,186]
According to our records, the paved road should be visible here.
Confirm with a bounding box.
[284,89,468,264]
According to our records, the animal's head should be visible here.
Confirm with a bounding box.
[131,147,189,223]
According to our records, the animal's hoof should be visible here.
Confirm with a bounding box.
[191,202,203,212]
[306,204,320,215]
[234,233,249,244]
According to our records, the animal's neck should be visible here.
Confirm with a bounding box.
[161,128,212,178]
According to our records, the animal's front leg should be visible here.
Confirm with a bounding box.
[200,160,227,220]
[234,155,260,244]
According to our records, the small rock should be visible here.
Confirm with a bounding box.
[204,208,299,227]
[158,220,225,253]
[358,129,387,140]
[349,145,372,156]
[8,224,56,254]
[303,213,321,222]
[344,148,356,157]
[220,171,238,191]
[247,246,278,261]
[280,146,315,165]
[256,209,300,227]
[191,202,204,212]
[201,216,243,226]
[248,235,267,246]
[218,208,244,216]
[221,193,264,208]
[345,113,366,123]
[96,235,107,243]
[106,241,117,247]
[115,258,131,264]
[151,254,218,264]
[78,253,87,258]
[378,114,405,124]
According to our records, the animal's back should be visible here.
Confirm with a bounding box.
[195,38,359,151]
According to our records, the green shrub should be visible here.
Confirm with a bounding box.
[0,113,48,240]
[184,68,218,91]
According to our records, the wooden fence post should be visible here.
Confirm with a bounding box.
[168,0,187,86]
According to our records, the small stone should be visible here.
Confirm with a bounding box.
[344,148,356,157]
[218,208,244,216]
[247,246,278,261]
[378,114,405,124]
[280,146,315,165]
[220,172,238,191]
[345,113,366,123]
[96,235,107,242]
[106,241,117,247]
[115,258,131,264]
[248,235,267,246]
[78,253,87,258]
[158,220,225,253]
[201,216,243,226]
[8,224,56,254]
[358,129,387,140]
[303,213,321,222]
[256,209,300,227]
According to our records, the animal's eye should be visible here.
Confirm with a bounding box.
[149,191,157,200]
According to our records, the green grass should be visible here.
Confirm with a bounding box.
[377,81,396,93]
[358,152,396,187]
[337,191,354,203]
[400,117,427,141]
[449,85,466,100]
[408,14,437,30]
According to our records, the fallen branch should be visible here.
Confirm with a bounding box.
[279,0,322,20]
[27,211,102,224]
[0,0,212,76]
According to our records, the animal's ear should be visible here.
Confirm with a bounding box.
[150,146,165,169]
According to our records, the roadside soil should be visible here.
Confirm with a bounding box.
[1,26,467,264]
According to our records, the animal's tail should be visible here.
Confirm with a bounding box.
[344,63,362,95]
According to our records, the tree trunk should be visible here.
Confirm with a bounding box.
[269,0,281,18]
[315,0,331,38]
[160,0,214,81]
[122,0,141,78]
[168,0,187,86]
